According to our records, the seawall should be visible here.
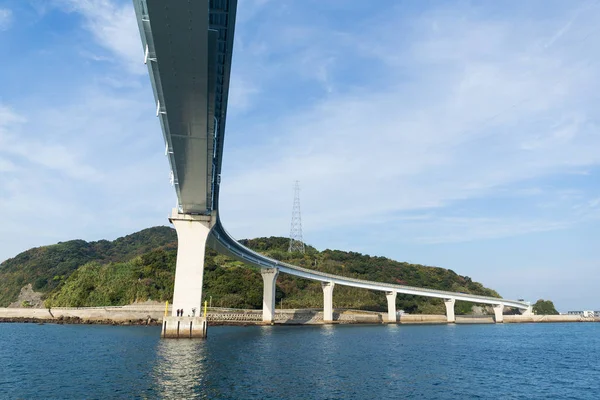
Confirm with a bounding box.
[1,307,598,325]
[503,314,599,323]
[0,305,165,325]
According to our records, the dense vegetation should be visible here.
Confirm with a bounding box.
[0,227,176,306]
[532,299,559,315]
[45,249,177,307]
[2,227,501,314]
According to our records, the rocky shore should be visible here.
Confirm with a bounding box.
[0,315,162,326]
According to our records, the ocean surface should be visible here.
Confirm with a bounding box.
[1,322,599,399]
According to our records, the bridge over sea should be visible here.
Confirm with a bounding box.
[132,0,531,338]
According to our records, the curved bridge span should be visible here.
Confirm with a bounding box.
[209,219,531,322]
[208,221,529,309]
[133,0,531,333]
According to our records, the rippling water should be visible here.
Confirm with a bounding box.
[1,322,599,399]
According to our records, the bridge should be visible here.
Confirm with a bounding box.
[132,0,531,337]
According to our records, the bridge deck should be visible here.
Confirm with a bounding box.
[134,0,236,214]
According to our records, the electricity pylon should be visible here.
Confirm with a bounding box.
[288,181,305,253]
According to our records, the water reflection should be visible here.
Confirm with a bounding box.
[259,325,274,335]
[321,324,335,336]
[150,340,211,399]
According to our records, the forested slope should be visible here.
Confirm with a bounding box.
[1,227,500,314]
[0,227,176,306]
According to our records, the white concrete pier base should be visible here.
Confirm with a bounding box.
[386,291,397,323]
[162,316,207,338]
[322,282,335,323]
[445,298,456,323]
[520,305,533,316]
[493,304,504,323]
[261,268,279,323]
[169,209,213,320]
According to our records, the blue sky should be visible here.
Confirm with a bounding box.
[0,0,599,311]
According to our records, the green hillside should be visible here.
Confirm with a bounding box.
[0,227,176,306]
[1,227,500,314]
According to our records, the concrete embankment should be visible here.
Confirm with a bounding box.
[1,307,598,325]
[504,314,599,323]
[398,314,599,324]
[397,314,447,324]
[0,306,386,325]
[0,305,165,325]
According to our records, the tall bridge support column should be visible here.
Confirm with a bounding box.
[322,282,335,323]
[169,209,213,319]
[445,298,456,323]
[386,291,397,323]
[493,304,504,323]
[261,268,279,323]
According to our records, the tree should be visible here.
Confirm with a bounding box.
[532,299,559,315]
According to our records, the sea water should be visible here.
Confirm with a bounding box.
[1,322,599,399]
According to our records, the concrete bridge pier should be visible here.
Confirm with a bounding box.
[444,298,456,323]
[520,305,533,316]
[162,316,207,338]
[493,304,504,323]
[386,291,397,322]
[261,268,279,323]
[169,208,213,320]
[322,282,335,323]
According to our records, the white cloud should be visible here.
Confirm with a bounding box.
[411,217,572,245]
[0,158,16,172]
[220,1,600,246]
[236,0,273,23]
[0,104,102,181]
[0,105,23,125]
[0,82,173,261]
[0,1,180,263]
[228,75,260,112]
[0,8,12,31]
[54,0,143,74]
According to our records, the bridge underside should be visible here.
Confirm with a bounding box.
[134,0,236,215]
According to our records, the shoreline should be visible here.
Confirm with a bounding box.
[1,306,598,326]
[0,316,161,326]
